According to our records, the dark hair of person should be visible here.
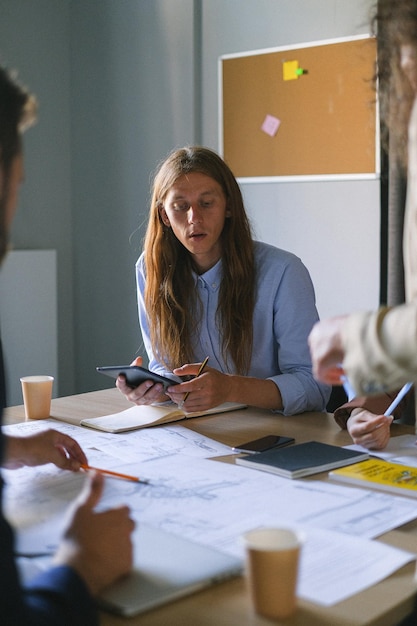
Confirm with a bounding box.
[372,0,417,168]
[0,65,37,261]
[143,146,255,374]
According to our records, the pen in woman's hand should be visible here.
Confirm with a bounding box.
[178,356,209,409]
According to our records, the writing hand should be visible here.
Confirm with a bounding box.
[169,363,228,411]
[3,430,88,471]
[347,409,393,450]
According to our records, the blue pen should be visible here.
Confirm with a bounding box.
[384,382,413,416]
[341,375,356,401]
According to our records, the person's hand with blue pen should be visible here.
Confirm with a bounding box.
[334,383,412,450]
[310,314,414,450]
[345,409,393,450]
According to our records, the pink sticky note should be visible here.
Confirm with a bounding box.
[261,114,281,137]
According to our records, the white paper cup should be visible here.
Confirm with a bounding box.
[243,527,302,620]
[20,375,54,420]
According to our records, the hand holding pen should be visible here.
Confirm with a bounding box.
[341,377,413,450]
[170,357,210,410]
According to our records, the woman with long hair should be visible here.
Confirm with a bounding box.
[118,146,330,415]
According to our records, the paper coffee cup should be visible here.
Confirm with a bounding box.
[20,375,54,420]
[243,527,302,620]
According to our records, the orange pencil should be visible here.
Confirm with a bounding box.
[80,463,149,484]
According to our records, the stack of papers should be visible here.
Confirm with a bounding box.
[3,419,417,608]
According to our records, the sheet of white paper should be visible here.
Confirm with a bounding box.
[297,527,414,605]
[5,429,417,544]
[100,455,417,543]
[3,419,116,451]
[346,435,417,467]
[3,418,232,461]
[97,423,233,462]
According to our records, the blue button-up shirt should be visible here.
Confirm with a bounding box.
[136,241,330,415]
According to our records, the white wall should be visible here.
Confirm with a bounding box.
[0,0,75,396]
[0,0,197,396]
[243,180,379,319]
[200,0,379,320]
[0,251,58,405]
[69,0,196,392]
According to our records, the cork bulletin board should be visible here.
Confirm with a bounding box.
[219,35,378,181]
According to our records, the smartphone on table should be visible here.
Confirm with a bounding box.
[232,434,295,454]
[96,365,179,391]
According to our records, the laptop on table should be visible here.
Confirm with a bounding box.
[97,524,243,617]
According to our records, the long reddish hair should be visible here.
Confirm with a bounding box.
[143,146,255,373]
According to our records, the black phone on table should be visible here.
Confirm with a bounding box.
[96,365,179,390]
[232,435,295,454]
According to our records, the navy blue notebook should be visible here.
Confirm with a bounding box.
[235,440,369,479]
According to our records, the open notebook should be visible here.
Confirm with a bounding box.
[80,402,247,433]
[17,524,242,617]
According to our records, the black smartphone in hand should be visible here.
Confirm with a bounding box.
[96,365,179,390]
[232,434,295,454]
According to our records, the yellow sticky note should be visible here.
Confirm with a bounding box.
[283,60,299,81]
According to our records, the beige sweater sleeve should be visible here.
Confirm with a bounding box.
[333,390,407,429]
[341,304,417,395]
[339,99,417,399]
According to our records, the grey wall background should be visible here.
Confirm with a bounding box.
[0,0,378,400]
